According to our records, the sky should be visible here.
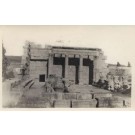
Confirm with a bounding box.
[1,25,135,65]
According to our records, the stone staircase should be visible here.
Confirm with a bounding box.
[15,91,130,108]
[8,82,130,108]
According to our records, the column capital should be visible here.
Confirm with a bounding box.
[49,53,54,57]
[89,55,94,61]
[79,55,83,58]
[65,54,69,57]
[61,54,67,57]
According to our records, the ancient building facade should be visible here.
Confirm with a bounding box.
[22,44,107,85]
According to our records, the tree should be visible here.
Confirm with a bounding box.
[117,62,121,66]
[2,44,9,81]
[128,62,131,67]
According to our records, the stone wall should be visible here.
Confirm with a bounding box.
[52,65,62,77]
[22,45,108,84]
[50,63,92,85]
[93,53,108,82]
[29,61,47,81]
[16,91,130,108]
[30,49,49,60]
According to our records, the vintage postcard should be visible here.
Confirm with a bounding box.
[0,25,134,110]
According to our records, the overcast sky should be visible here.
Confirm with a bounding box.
[1,25,135,65]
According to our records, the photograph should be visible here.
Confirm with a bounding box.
[1,25,133,109]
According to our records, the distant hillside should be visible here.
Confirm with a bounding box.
[5,56,22,79]
[107,63,127,67]
[6,56,22,63]
[6,56,22,69]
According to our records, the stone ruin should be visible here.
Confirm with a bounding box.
[2,43,131,108]
[11,74,130,108]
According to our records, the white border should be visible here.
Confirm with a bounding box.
[0,1,135,135]
[0,0,135,25]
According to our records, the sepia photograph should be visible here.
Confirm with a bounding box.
[1,25,134,109]
[1,1,135,135]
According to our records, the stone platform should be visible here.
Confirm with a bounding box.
[4,83,130,108]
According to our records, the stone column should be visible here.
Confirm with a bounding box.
[79,55,83,85]
[48,53,53,75]
[93,56,97,82]
[93,56,100,82]
[65,54,69,79]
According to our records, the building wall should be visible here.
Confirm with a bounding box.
[29,61,47,82]
[22,45,108,85]
[93,53,108,82]
[30,49,49,59]
[52,65,62,77]
[108,66,131,76]
[29,56,106,84]
[49,64,90,85]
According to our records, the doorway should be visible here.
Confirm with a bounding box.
[39,74,45,82]
[83,59,93,85]
[53,57,65,78]
[69,58,79,84]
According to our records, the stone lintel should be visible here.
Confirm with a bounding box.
[75,54,80,58]
[53,49,99,57]
[54,53,61,57]
[68,54,74,58]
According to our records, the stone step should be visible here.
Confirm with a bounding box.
[77,93,92,100]
[93,93,112,98]
[16,102,52,108]
[53,100,71,108]
[42,93,63,100]
[72,99,97,108]
[16,96,127,108]
[42,92,112,101]
[16,98,52,108]
[97,97,125,108]
[63,93,77,100]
